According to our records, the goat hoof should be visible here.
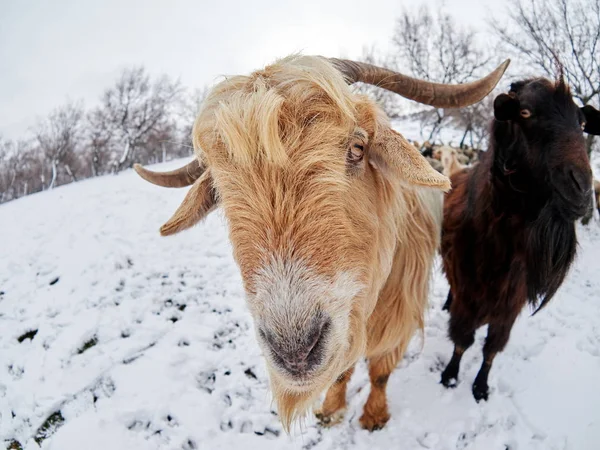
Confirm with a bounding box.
[472,382,489,402]
[440,370,458,388]
[359,410,390,431]
[315,408,346,427]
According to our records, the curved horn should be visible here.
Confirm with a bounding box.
[329,58,510,108]
[133,158,205,188]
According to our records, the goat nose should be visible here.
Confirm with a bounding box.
[260,316,331,377]
[569,168,591,194]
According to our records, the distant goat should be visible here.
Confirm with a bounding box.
[440,78,600,401]
[134,54,509,429]
[439,146,467,177]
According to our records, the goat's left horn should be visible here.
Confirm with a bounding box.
[329,58,510,108]
[134,158,205,188]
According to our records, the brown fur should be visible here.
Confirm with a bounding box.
[440,78,596,402]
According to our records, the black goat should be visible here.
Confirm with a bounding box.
[440,77,600,401]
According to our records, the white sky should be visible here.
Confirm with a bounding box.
[0,0,503,140]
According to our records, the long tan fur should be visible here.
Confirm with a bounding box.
[188,55,444,429]
[135,54,493,431]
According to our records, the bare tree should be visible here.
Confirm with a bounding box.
[16,142,45,197]
[0,137,14,202]
[177,86,209,151]
[91,67,182,173]
[86,110,114,177]
[0,68,195,203]
[33,102,84,189]
[493,0,600,155]
[0,139,43,203]
[137,120,180,164]
[391,5,493,142]
[445,91,498,150]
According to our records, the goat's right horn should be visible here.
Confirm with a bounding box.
[329,58,510,109]
[134,158,205,188]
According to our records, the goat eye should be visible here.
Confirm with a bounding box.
[520,109,531,118]
[347,128,368,170]
[347,143,364,163]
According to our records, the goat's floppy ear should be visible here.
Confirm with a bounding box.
[160,170,217,236]
[370,127,451,191]
[581,105,600,135]
[494,93,520,121]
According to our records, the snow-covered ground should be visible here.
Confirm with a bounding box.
[2,151,600,450]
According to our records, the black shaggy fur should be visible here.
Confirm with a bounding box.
[440,77,600,402]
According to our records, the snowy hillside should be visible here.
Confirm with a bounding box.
[1,155,600,450]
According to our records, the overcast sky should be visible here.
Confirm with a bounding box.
[0,0,503,140]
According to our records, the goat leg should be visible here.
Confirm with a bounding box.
[315,367,354,427]
[360,351,400,431]
[441,312,476,387]
[472,317,516,402]
[441,345,465,387]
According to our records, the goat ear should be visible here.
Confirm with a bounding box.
[494,93,520,121]
[160,170,217,236]
[370,128,451,191]
[581,105,600,135]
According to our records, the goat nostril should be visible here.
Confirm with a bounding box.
[261,316,332,376]
[305,317,330,355]
[569,170,582,192]
[569,169,590,194]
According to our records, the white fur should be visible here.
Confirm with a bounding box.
[249,256,364,376]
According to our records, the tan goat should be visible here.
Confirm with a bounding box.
[134,55,509,431]
[439,146,467,177]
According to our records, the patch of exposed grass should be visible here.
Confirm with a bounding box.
[77,336,98,354]
[244,368,258,380]
[7,440,23,450]
[17,329,38,343]
[34,411,65,445]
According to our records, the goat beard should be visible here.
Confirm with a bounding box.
[526,205,577,315]
[268,356,348,432]
[268,309,367,432]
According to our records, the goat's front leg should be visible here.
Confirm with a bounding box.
[441,311,476,387]
[359,351,400,431]
[315,367,354,427]
[472,316,517,402]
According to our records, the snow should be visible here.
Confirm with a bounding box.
[1,145,600,449]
